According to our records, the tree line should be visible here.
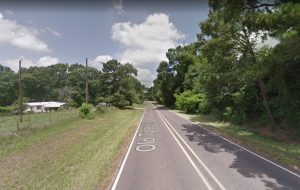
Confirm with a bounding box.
[151,0,300,135]
[0,59,145,110]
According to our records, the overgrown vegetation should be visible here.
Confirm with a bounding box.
[175,91,210,114]
[79,103,95,119]
[152,0,300,138]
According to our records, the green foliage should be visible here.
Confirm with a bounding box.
[95,104,106,113]
[152,44,198,107]
[0,106,12,114]
[100,60,144,108]
[112,93,130,108]
[175,91,210,114]
[154,61,175,107]
[153,0,300,133]
[0,59,145,111]
[79,103,95,119]
[11,97,30,112]
[0,65,17,106]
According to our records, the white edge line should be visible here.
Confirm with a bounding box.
[157,111,226,190]
[167,109,300,179]
[156,110,213,190]
[111,105,147,190]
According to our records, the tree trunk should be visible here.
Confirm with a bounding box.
[246,44,277,126]
[258,79,277,126]
[236,30,277,126]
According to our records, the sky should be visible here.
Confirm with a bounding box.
[0,0,209,87]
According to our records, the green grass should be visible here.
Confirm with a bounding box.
[127,102,148,109]
[0,110,78,133]
[132,101,148,108]
[173,110,300,171]
[0,107,144,190]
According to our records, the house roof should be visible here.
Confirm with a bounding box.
[26,102,65,108]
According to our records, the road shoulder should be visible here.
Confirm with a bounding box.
[169,109,300,174]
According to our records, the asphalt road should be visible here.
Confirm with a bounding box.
[111,103,300,190]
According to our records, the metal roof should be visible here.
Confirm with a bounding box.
[26,102,65,108]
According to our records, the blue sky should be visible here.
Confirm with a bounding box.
[0,0,209,86]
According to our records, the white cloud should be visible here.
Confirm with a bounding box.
[1,56,60,72]
[0,12,50,52]
[92,55,156,86]
[94,55,113,63]
[92,55,113,70]
[136,68,156,87]
[111,13,185,86]
[1,58,35,72]
[45,27,62,37]
[37,56,60,66]
[257,36,279,49]
[249,31,279,49]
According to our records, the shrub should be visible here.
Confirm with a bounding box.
[197,93,210,114]
[0,106,12,113]
[223,106,243,124]
[112,93,130,108]
[97,94,130,108]
[175,91,210,114]
[79,103,95,119]
[95,104,106,113]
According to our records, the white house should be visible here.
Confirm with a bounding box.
[24,102,66,113]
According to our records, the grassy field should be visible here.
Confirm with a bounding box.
[0,110,78,133]
[173,110,300,171]
[0,107,145,190]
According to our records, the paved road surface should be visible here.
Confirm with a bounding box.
[111,104,300,190]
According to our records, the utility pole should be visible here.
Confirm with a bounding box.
[85,58,88,103]
[19,58,23,123]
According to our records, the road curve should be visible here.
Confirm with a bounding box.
[111,103,300,190]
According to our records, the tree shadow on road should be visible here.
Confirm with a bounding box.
[181,123,299,190]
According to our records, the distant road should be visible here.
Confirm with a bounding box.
[111,104,300,190]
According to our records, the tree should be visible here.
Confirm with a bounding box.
[0,65,17,106]
[153,0,300,130]
[153,45,197,107]
[198,0,282,125]
[167,44,197,93]
[154,61,176,107]
[0,59,145,109]
[100,60,144,108]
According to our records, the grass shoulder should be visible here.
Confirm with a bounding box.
[172,110,300,172]
[0,106,145,190]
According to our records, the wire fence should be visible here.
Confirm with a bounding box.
[0,109,79,134]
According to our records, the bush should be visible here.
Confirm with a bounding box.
[175,91,210,114]
[95,104,106,113]
[0,106,12,113]
[222,107,241,123]
[112,93,130,108]
[97,94,130,108]
[79,103,95,119]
